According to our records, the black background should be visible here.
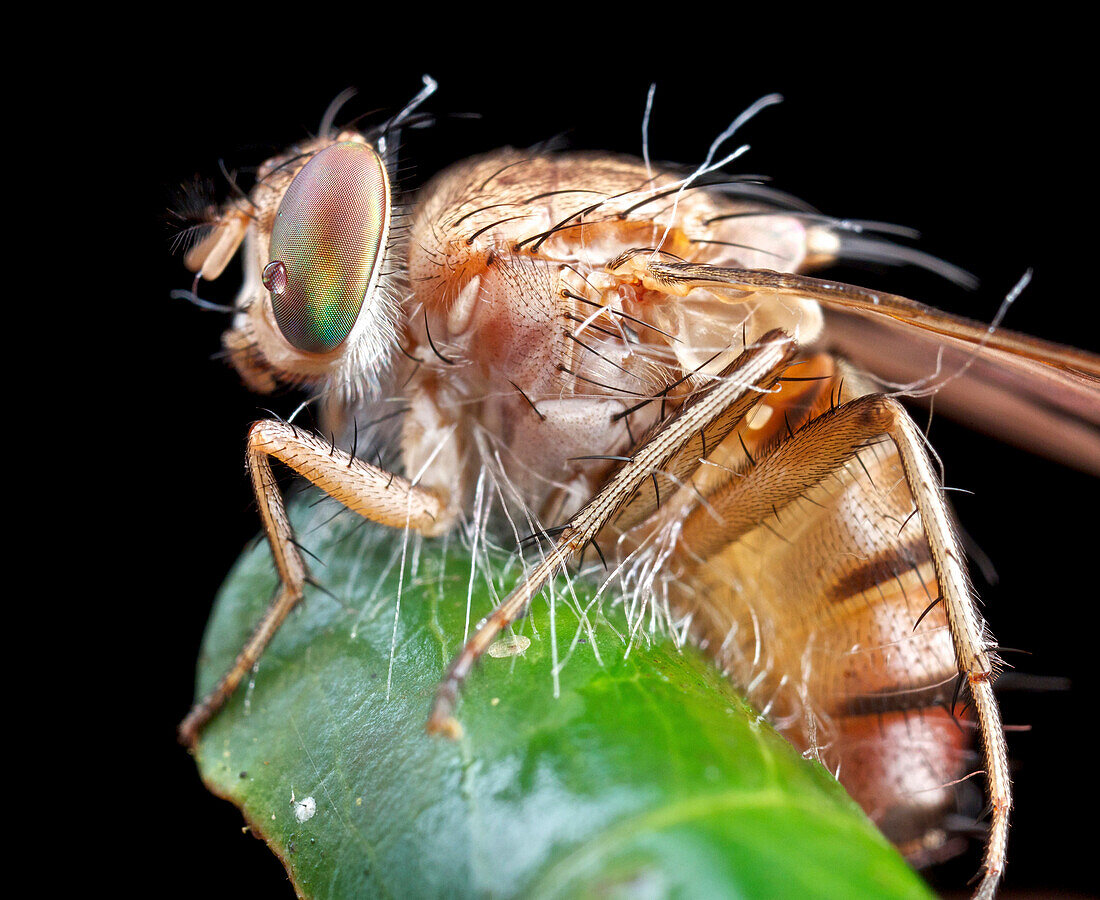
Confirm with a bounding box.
[120,27,1094,899]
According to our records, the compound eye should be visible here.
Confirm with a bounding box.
[265,141,389,354]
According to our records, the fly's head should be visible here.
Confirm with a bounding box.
[184,130,402,403]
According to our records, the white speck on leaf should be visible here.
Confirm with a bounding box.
[293,796,317,823]
[487,635,531,658]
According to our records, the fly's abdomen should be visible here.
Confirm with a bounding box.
[669,355,978,865]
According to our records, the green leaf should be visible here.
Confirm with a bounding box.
[192,498,933,899]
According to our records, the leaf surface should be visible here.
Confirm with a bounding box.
[192,499,932,899]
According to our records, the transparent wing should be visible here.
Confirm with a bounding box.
[625,258,1100,475]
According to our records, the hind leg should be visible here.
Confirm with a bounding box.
[674,390,1009,899]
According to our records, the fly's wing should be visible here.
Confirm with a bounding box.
[631,260,1100,476]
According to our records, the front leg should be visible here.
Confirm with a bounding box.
[179,420,454,747]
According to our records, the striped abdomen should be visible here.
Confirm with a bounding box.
[672,354,975,862]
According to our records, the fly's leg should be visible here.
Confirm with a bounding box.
[877,399,1009,900]
[675,393,1009,900]
[426,330,798,737]
[179,420,453,747]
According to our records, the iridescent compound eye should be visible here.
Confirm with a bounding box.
[267,141,389,354]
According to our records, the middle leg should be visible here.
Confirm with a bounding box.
[426,329,798,736]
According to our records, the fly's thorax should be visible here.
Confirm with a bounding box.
[401,255,665,522]
[407,148,828,381]
[408,148,818,300]
[398,148,832,519]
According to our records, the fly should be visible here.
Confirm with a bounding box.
[175,78,1100,900]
